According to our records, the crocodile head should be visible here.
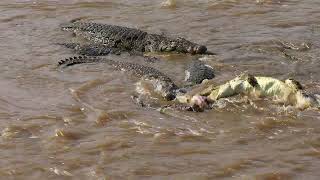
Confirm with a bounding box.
[171,37,208,54]
[151,79,179,101]
[145,34,208,54]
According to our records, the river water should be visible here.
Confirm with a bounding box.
[0,0,320,179]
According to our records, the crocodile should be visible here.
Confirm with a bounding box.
[58,56,182,101]
[60,22,212,56]
[58,56,215,106]
[175,74,320,111]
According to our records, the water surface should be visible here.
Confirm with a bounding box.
[0,0,320,179]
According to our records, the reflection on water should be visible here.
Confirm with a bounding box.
[0,0,320,179]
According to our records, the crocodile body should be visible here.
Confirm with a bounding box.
[58,56,180,100]
[61,22,210,55]
[58,43,122,56]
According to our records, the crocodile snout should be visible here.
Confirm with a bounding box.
[195,45,207,54]
[189,45,207,54]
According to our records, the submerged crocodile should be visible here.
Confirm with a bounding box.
[60,21,213,56]
[58,56,181,100]
[58,55,215,103]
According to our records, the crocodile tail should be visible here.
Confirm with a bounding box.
[58,56,103,67]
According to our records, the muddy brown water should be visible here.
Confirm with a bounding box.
[0,0,320,179]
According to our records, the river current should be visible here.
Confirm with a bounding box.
[0,0,320,179]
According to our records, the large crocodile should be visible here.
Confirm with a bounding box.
[58,55,215,103]
[60,21,213,56]
[58,56,183,101]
